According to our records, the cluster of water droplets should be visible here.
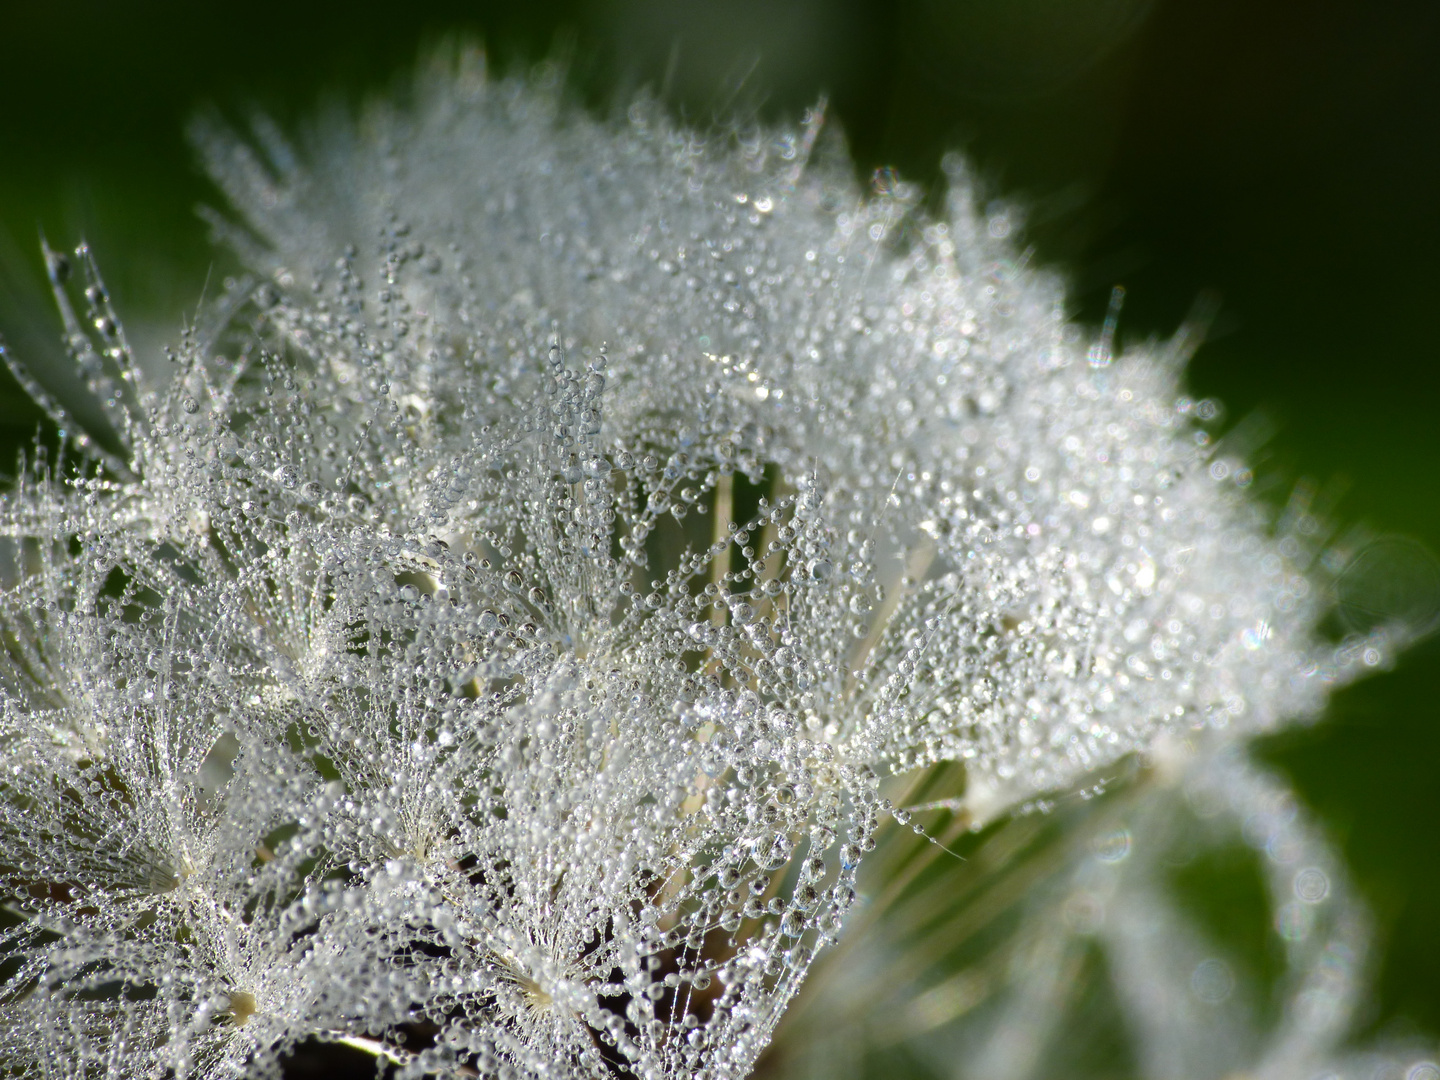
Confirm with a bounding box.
[0,45,1400,1080]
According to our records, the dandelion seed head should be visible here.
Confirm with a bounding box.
[0,46,1397,1080]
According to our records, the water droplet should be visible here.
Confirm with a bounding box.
[1093,828,1130,863]
[1189,958,1234,1004]
[1294,867,1330,904]
[1338,536,1440,636]
[46,251,70,283]
[755,833,791,871]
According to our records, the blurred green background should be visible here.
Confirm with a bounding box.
[1,0,1436,1062]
